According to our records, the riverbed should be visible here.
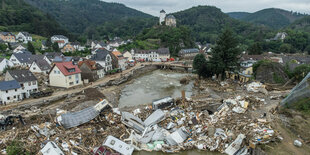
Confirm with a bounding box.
[118,70,194,108]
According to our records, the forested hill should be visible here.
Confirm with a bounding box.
[24,0,153,34]
[290,16,310,32]
[172,6,269,43]
[227,12,251,20]
[228,8,306,29]
[0,0,68,37]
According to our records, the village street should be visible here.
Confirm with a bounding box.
[0,63,143,111]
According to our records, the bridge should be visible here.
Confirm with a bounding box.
[143,62,193,71]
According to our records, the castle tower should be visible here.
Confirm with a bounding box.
[159,9,166,25]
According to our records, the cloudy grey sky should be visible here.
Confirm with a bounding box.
[102,0,310,16]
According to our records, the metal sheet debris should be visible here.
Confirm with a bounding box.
[57,100,111,129]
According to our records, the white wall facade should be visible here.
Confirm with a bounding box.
[0,59,14,73]
[16,33,32,43]
[0,88,23,104]
[49,66,82,88]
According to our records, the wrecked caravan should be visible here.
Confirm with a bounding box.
[103,136,134,155]
[152,97,174,110]
[144,109,165,127]
[121,112,145,133]
[57,100,111,129]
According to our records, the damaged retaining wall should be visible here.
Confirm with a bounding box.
[98,65,157,87]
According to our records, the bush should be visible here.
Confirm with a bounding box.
[290,98,310,114]
[6,140,30,155]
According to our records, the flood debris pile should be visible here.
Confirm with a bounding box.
[0,89,280,154]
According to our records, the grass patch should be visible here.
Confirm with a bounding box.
[273,72,284,84]
[289,98,310,115]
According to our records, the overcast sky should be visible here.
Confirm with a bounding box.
[103,0,310,16]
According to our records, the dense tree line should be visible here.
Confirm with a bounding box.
[0,0,68,37]
[24,0,153,34]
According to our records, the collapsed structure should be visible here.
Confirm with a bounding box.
[0,81,283,155]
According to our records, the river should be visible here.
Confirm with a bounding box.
[119,70,222,154]
[119,70,194,108]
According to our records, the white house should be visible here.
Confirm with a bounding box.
[133,48,170,62]
[9,52,32,67]
[49,62,82,88]
[123,51,133,61]
[0,58,14,73]
[112,51,128,71]
[51,35,69,44]
[0,80,23,105]
[29,59,52,74]
[16,32,32,43]
[13,45,26,53]
[91,41,109,50]
[5,70,38,99]
[91,49,113,72]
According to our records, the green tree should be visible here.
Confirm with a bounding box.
[46,38,52,47]
[0,43,8,52]
[292,64,310,82]
[52,42,60,52]
[27,42,35,54]
[248,42,262,55]
[193,54,207,78]
[305,45,310,55]
[209,28,241,79]
[279,43,295,53]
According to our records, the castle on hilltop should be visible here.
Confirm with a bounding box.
[159,10,176,27]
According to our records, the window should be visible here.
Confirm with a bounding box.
[14,96,16,99]
[75,74,79,80]
[33,81,36,85]
[110,140,115,145]
[69,82,74,85]
[7,97,10,100]
[54,70,57,74]
[6,90,8,93]
[33,67,36,70]
[58,71,60,74]
[69,75,72,80]
[15,89,17,92]
[76,80,79,84]
[68,68,75,73]
[28,82,31,86]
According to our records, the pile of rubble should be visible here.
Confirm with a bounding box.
[1,91,280,154]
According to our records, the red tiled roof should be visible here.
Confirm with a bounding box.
[112,51,122,57]
[56,40,65,43]
[55,62,81,76]
[78,60,97,70]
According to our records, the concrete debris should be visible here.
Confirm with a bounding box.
[294,140,302,147]
[247,82,267,94]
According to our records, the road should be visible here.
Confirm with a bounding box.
[0,63,143,111]
[0,61,191,111]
